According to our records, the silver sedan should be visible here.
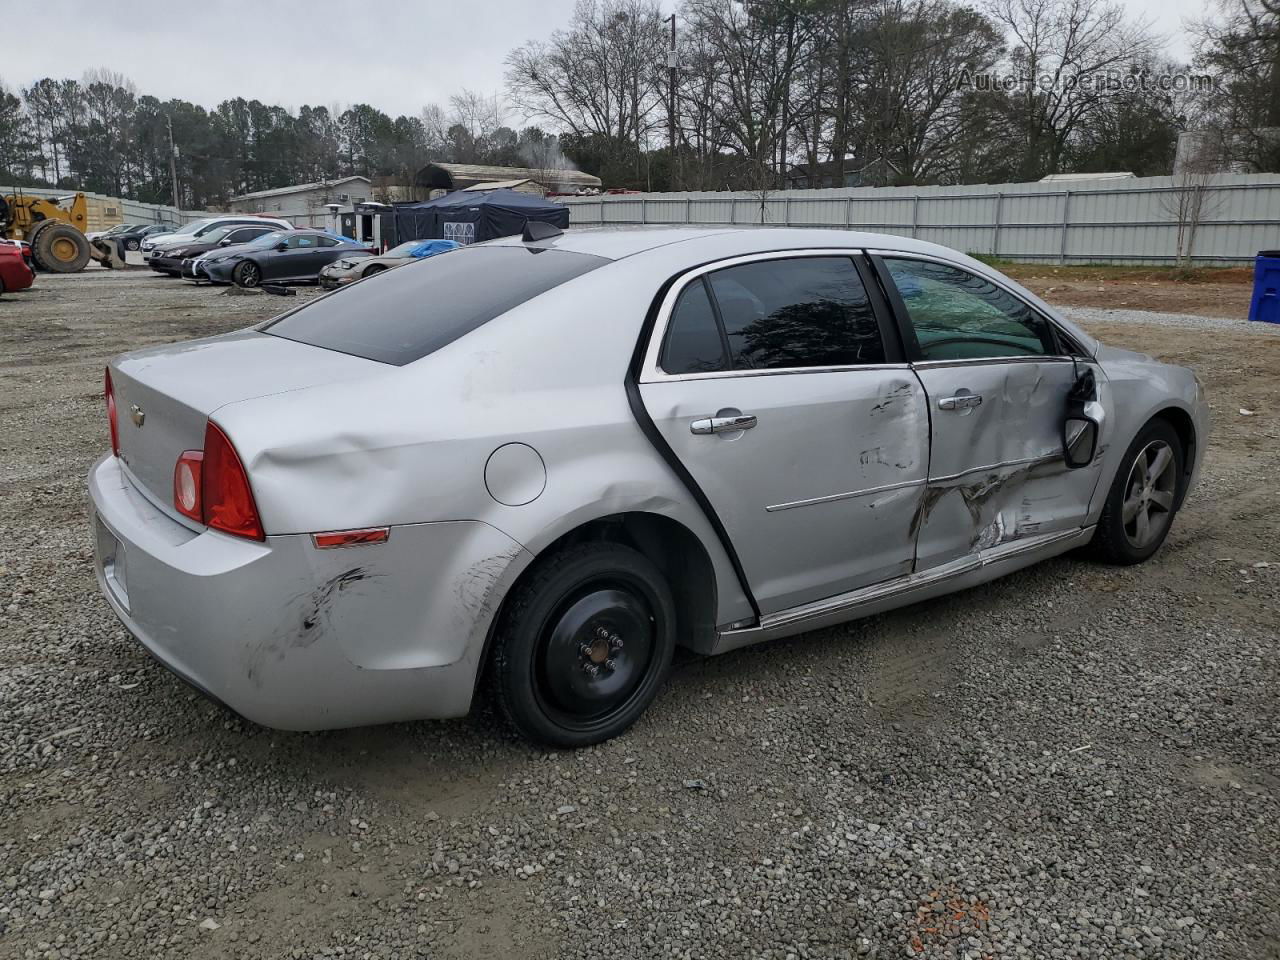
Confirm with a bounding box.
[318,239,461,288]
[88,228,1207,745]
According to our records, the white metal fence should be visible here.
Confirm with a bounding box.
[560,173,1280,265]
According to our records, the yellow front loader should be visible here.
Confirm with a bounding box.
[0,190,92,272]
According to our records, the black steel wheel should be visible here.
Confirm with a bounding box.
[233,260,261,288]
[490,542,676,747]
[1089,418,1185,565]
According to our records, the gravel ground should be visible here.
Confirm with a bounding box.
[1,270,1277,960]
[1061,305,1280,335]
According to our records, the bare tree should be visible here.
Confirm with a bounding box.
[1192,0,1280,171]
[505,0,666,167]
[983,0,1159,178]
[681,0,809,192]
[1163,135,1222,272]
[448,89,507,144]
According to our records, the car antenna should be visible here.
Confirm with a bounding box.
[522,220,563,243]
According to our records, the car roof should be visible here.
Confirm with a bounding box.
[486,226,977,263]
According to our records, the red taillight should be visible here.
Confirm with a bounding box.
[105,368,120,457]
[201,421,264,541]
[173,450,204,522]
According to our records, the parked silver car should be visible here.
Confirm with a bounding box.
[89,228,1207,746]
[318,239,461,289]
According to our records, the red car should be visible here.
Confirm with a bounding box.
[0,241,35,295]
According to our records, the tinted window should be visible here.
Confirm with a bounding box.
[317,235,341,247]
[229,227,267,243]
[706,257,885,369]
[660,279,726,374]
[884,258,1052,360]
[264,246,607,365]
[288,234,318,249]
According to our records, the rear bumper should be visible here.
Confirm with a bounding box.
[88,454,529,730]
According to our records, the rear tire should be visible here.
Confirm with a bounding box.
[31,223,90,273]
[233,260,261,288]
[1089,419,1184,565]
[490,543,676,748]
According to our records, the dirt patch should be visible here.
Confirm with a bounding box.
[999,263,1256,318]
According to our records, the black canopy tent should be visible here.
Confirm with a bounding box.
[379,189,570,248]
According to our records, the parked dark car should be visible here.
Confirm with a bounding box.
[119,224,171,251]
[148,224,278,277]
[199,230,371,287]
[92,223,170,252]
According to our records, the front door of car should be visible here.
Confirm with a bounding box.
[638,253,930,615]
[272,233,319,279]
[872,254,1106,570]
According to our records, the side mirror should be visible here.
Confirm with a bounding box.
[274,241,288,251]
[219,238,232,246]
[1063,367,1104,469]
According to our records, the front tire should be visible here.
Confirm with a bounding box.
[1089,419,1184,565]
[124,238,140,251]
[490,543,676,748]
[362,264,387,278]
[31,222,90,273]
[233,260,261,288]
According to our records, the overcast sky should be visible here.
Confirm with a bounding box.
[3,0,1204,120]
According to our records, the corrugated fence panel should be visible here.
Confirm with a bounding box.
[560,174,1280,264]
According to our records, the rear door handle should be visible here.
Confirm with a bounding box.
[690,414,757,435]
[937,394,983,411]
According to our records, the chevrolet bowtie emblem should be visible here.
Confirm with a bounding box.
[130,404,145,427]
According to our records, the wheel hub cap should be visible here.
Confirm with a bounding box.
[540,588,653,719]
[1122,439,1176,548]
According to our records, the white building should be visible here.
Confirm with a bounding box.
[228,177,376,226]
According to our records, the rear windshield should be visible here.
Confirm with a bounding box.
[262,245,607,365]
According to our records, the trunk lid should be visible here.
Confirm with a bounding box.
[110,329,383,514]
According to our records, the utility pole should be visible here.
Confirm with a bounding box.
[166,113,181,212]
[665,13,679,191]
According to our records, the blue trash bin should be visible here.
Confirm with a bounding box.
[1249,250,1280,324]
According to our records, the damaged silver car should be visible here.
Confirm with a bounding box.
[89,227,1208,746]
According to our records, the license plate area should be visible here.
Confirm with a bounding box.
[96,517,130,610]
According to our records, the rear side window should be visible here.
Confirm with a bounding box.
[263,246,607,365]
[661,279,727,374]
[707,257,885,370]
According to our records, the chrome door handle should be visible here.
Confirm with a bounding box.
[937,394,983,411]
[690,414,757,435]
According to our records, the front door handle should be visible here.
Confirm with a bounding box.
[690,414,757,435]
[937,394,983,411]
